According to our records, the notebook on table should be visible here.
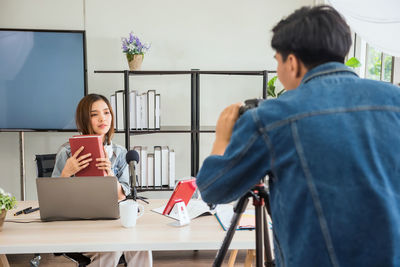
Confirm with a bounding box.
[36,176,119,221]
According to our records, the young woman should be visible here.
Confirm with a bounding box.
[52,94,152,267]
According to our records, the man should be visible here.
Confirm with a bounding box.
[196,5,400,267]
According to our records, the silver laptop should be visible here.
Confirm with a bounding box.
[36,176,119,221]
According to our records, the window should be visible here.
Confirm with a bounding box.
[365,44,394,83]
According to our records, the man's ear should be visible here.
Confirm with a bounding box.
[287,54,307,79]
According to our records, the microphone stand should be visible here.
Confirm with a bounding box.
[124,163,149,204]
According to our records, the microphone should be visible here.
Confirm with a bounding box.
[126,150,140,201]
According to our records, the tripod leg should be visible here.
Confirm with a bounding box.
[255,204,265,267]
[213,196,249,267]
[263,206,274,267]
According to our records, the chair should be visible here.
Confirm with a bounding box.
[35,154,57,177]
[34,154,127,267]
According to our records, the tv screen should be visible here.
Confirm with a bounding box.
[0,29,86,130]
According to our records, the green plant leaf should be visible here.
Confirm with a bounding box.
[0,192,17,212]
[268,76,278,88]
[267,87,275,96]
[267,76,277,98]
[345,57,361,68]
[267,76,287,98]
[277,89,286,97]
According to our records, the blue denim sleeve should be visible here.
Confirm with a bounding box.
[196,110,271,204]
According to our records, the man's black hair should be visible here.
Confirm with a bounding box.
[271,5,352,69]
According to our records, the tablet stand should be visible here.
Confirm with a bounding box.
[169,200,190,226]
[213,181,275,267]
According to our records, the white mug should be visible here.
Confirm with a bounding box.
[119,199,144,228]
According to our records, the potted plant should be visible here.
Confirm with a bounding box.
[0,187,17,231]
[121,31,151,70]
[267,76,285,98]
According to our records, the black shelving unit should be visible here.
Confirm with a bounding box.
[94,69,276,190]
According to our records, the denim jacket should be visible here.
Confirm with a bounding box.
[52,141,130,196]
[196,62,400,266]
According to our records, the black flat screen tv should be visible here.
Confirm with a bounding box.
[0,29,87,131]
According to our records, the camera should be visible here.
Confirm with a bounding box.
[238,98,263,116]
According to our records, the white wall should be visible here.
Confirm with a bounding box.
[0,0,313,200]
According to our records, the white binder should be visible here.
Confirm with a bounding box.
[161,146,169,186]
[147,90,156,129]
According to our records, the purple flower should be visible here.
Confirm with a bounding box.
[121,31,150,55]
[135,37,142,47]
[129,32,134,44]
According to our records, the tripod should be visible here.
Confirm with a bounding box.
[125,150,148,204]
[125,174,149,204]
[213,182,275,267]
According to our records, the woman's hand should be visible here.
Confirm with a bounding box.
[61,146,92,177]
[96,148,114,176]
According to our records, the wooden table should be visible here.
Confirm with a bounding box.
[0,200,256,254]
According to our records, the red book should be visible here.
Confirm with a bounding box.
[69,135,106,177]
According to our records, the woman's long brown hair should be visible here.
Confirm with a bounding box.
[75,94,115,145]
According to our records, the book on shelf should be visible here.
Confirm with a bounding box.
[69,135,106,177]
[115,90,124,131]
[140,146,148,187]
[161,146,169,186]
[169,149,175,188]
[135,92,141,129]
[140,93,148,129]
[155,94,160,129]
[112,89,161,130]
[154,146,162,186]
[133,146,142,185]
[110,94,117,130]
[129,90,137,129]
[147,153,154,187]
[147,90,156,129]
[130,145,176,189]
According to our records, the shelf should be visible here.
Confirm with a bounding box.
[198,70,276,76]
[114,126,216,134]
[131,126,192,133]
[199,126,216,133]
[115,126,192,134]
[95,68,273,185]
[94,70,276,76]
[137,186,173,192]
[94,70,193,75]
